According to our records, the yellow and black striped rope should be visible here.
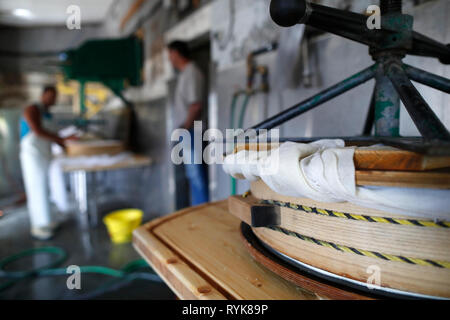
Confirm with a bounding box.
[261,199,450,229]
[269,226,450,269]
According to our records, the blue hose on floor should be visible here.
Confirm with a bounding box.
[0,246,162,299]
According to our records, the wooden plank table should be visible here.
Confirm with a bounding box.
[133,201,372,300]
[62,154,152,173]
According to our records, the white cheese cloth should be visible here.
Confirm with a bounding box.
[223,140,450,220]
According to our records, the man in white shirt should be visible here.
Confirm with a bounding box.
[168,40,209,205]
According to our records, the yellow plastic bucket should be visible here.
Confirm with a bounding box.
[103,209,143,244]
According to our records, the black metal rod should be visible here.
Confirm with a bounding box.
[411,32,450,64]
[270,0,375,46]
[363,87,376,135]
[386,63,450,140]
[310,2,367,26]
[270,0,450,63]
[308,14,376,47]
[380,0,402,14]
[251,42,278,56]
[404,64,450,94]
[270,0,368,27]
[250,64,377,131]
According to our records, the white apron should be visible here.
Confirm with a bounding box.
[20,106,54,228]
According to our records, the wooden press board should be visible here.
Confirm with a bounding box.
[234,143,450,171]
[233,143,450,189]
[133,201,322,300]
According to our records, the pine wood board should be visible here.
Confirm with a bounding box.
[133,201,320,300]
[234,143,450,171]
[133,205,226,300]
[355,169,450,189]
[354,147,450,171]
[66,140,125,157]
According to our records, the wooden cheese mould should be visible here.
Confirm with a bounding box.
[228,180,450,298]
[133,143,450,299]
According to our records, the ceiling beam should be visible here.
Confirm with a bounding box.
[120,0,146,31]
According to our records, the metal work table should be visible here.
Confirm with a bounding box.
[63,154,152,228]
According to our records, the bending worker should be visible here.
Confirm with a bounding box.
[20,86,69,240]
[168,40,209,206]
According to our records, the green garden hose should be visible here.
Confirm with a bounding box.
[230,91,253,196]
[230,92,243,196]
[0,247,67,279]
[0,246,162,298]
[238,94,251,129]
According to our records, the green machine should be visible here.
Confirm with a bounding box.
[60,35,143,125]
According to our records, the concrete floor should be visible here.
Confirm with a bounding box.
[0,205,175,300]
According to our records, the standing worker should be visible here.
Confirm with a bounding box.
[20,86,68,240]
[168,40,209,206]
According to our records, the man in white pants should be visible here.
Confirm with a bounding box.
[20,86,69,240]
